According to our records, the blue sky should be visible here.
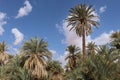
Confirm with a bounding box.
[0,0,119,64]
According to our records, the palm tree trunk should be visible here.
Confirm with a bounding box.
[82,26,86,59]
[73,56,76,68]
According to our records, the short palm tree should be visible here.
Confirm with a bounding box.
[46,61,64,80]
[0,41,9,66]
[87,42,97,54]
[20,37,52,80]
[67,4,99,58]
[65,45,80,70]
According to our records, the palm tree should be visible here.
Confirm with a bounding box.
[110,31,120,49]
[87,42,97,54]
[20,37,52,80]
[66,4,99,58]
[0,41,9,66]
[65,45,80,70]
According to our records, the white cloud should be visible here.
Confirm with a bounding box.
[99,6,107,13]
[9,47,19,55]
[93,31,113,45]
[50,49,68,67]
[12,48,19,54]
[11,28,24,45]
[15,0,32,18]
[56,24,64,34]
[50,50,57,55]
[58,51,68,67]
[50,49,57,59]
[0,12,7,35]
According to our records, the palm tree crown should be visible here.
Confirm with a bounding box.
[110,31,120,49]
[65,45,80,70]
[21,37,52,79]
[87,42,97,54]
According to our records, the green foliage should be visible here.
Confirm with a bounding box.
[65,45,120,80]
[65,45,80,70]
[0,56,30,80]
[46,60,64,80]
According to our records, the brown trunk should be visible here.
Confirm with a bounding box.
[82,25,86,59]
[73,56,76,68]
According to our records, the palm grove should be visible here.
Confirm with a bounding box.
[0,4,120,80]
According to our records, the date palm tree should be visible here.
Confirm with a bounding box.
[20,37,52,80]
[65,45,80,70]
[67,4,99,59]
[0,41,9,66]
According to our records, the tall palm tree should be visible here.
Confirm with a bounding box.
[65,45,80,70]
[0,41,9,66]
[20,37,52,80]
[67,4,99,58]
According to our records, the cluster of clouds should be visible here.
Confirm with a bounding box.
[0,0,32,46]
[55,5,109,65]
[0,0,32,54]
